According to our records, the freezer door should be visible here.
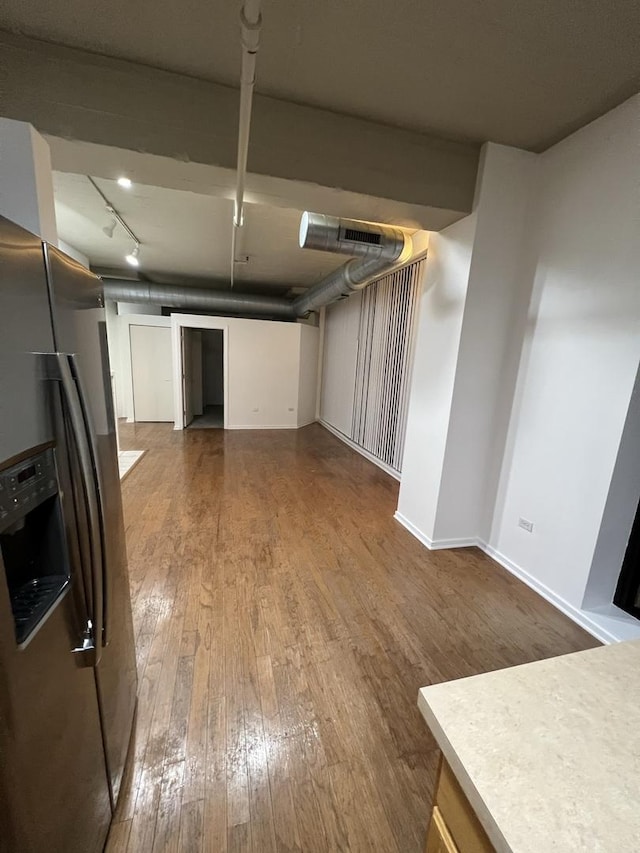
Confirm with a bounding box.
[0,218,56,462]
[0,216,112,852]
[44,244,138,807]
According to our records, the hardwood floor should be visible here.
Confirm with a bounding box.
[107,422,598,853]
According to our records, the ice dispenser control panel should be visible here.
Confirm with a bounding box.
[0,447,70,647]
[0,448,58,532]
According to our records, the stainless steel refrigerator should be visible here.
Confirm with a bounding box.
[0,215,137,852]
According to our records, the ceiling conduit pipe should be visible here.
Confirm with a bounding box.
[101,279,296,321]
[291,212,413,317]
[230,0,262,289]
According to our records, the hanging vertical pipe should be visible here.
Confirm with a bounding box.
[231,0,262,288]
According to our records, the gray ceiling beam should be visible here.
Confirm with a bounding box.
[0,31,480,229]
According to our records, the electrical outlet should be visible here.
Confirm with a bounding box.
[518,517,534,533]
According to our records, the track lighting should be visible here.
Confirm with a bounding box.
[102,216,117,238]
[88,176,142,272]
[125,243,140,267]
[117,176,132,189]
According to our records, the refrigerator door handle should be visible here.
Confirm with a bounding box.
[42,352,104,666]
[67,353,110,648]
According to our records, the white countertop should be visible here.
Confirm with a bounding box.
[418,639,640,853]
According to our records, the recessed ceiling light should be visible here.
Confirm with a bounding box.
[125,243,140,267]
[117,176,132,189]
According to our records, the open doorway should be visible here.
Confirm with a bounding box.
[197,329,224,428]
[181,327,225,429]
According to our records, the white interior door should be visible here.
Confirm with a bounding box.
[130,325,174,422]
[181,328,194,427]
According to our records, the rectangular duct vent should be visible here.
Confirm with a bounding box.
[342,228,381,245]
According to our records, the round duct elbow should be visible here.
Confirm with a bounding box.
[292,211,413,317]
[299,211,407,261]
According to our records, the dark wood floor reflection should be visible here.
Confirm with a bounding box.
[106,423,597,852]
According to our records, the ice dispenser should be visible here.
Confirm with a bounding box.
[0,447,71,646]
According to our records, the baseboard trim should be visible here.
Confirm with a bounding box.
[431,536,479,550]
[319,420,401,481]
[478,542,621,645]
[177,422,308,432]
[394,511,435,548]
[393,512,628,645]
[393,512,478,550]
[226,424,298,430]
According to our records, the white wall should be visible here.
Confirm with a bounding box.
[297,324,320,427]
[171,314,303,430]
[106,309,320,431]
[397,146,538,546]
[395,94,640,642]
[319,292,362,436]
[432,145,538,543]
[227,320,299,429]
[489,95,640,618]
[58,240,89,267]
[396,215,476,543]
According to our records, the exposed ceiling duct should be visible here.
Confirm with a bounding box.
[291,212,413,316]
[101,279,295,320]
[102,212,414,320]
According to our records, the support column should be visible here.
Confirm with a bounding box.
[396,143,538,548]
[0,117,57,243]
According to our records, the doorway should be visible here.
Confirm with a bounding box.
[181,328,225,429]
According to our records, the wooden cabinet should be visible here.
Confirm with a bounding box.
[425,759,494,853]
[426,806,459,853]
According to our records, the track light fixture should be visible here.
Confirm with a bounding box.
[102,210,117,238]
[125,243,140,267]
[88,176,142,269]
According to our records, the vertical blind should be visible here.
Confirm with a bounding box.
[351,258,424,472]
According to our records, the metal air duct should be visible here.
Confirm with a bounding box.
[291,212,412,316]
[102,279,296,321]
[102,214,412,321]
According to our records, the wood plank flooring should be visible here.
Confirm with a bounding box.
[107,422,598,852]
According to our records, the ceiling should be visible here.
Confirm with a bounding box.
[14,1,639,289]
[53,173,354,293]
[2,0,639,151]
